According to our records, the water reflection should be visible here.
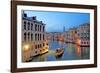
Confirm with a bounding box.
[76,45,81,57]
[32,40,90,62]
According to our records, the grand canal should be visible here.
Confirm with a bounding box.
[32,40,90,62]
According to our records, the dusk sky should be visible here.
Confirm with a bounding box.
[23,10,90,32]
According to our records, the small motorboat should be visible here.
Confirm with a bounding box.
[55,48,64,57]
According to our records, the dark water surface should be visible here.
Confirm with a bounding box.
[32,40,90,62]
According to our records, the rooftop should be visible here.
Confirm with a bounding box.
[22,13,45,25]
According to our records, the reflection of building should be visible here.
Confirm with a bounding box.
[22,13,48,62]
[77,23,90,46]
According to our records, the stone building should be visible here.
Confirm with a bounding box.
[65,23,90,46]
[77,23,90,46]
[65,28,77,43]
[22,13,48,62]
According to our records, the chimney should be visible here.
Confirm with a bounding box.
[23,13,27,17]
[32,16,36,20]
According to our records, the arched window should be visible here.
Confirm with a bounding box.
[43,34,44,40]
[31,33,33,41]
[31,23,33,30]
[38,34,39,41]
[40,34,41,40]
[24,32,27,41]
[28,32,30,40]
[24,24,26,30]
[35,34,37,41]
[35,45,37,49]
[24,21,26,30]
[35,51,37,53]
[35,24,37,31]
[43,26,45,32]
[40,25,41,32]
[40,44,41,48]
[43,43,45,47]
[38,44,40,48]
[38,25,39,31]
[28,22,30,30]
[24,21,26,24]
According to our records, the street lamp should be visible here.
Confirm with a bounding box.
[23,44,30,51]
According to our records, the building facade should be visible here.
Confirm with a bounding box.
[48,32,62,41]
[65,28,77,43]
[77,23,90,46]
[22,13,48,62]
[65,23,90,46]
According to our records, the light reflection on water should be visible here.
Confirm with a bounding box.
[32,40,90,62]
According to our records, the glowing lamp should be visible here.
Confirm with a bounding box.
[23,44,30,51]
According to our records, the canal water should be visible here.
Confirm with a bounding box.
[32,40,90,62]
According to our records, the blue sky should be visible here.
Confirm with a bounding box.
[23,10,90,32]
